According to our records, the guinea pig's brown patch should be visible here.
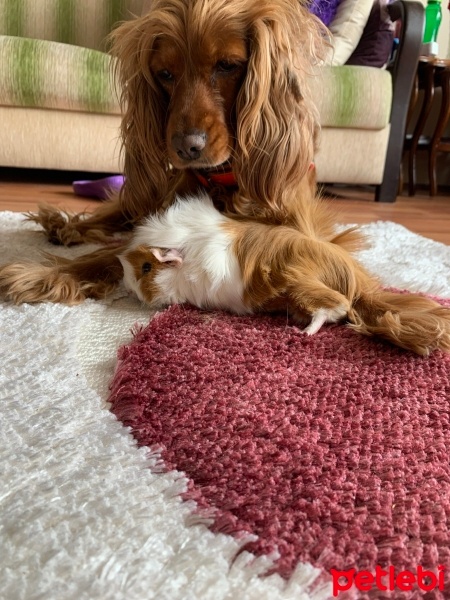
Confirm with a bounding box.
[124,245,168,303]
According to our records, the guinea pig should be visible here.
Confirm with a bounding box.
[119,194,347,333]
[118,194,250,314]
[119,193,450,354]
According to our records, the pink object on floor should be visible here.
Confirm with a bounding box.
[109,303,450,590]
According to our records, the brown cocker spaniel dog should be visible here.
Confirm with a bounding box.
[0,0,330,304]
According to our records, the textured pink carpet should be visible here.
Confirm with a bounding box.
[109,303,450,592]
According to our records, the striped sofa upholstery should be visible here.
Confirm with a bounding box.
[0,36,119,114]
[0,0,142,172]
[0,0,421,200]
[0,0,143,49]
[312,65,393,186]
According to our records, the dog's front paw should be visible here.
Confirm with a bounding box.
[26,205,84,246]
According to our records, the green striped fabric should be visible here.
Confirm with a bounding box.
[0,0,144,51]
[312,66,392,130]
[0,2,392,128]
[0,35,120,114]
[0,34,393,125]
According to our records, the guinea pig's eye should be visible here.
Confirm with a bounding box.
[142,262,152,274]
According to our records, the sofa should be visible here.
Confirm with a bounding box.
[0,0,424,202]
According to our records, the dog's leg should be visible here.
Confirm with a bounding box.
[26,196,133,246]
[0,246,125,305]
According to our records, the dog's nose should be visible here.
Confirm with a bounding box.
[172,131,207,161]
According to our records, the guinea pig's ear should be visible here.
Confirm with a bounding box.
[150,248,183,266]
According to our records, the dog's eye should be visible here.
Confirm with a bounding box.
[157,69,174,82]
[142,262,152,274]
[215,60,239,74]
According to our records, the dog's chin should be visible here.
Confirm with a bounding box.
[169,152,232,172]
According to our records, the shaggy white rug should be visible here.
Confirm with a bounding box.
[1,211,450,600]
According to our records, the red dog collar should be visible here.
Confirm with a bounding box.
[192,162,314,189]
[192,166,237,189]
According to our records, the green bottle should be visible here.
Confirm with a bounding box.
[423,0,442,43]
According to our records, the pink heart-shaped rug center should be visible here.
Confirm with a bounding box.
[109,303,450,590]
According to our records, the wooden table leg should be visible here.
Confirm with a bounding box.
[400,71,420,192]
[408,61,436,196]
[429,68,450,196]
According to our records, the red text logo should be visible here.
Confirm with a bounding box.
[330,565,445,596]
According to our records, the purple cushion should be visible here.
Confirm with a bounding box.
[346,0,395,67]
[309,0,342,27]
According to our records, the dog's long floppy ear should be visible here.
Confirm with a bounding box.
[109,13,180,221]
[234,1,328,220]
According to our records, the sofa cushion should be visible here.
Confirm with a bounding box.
[311,65,392,129]
[0,35,120,115]
[0,37,392,132]
[327,0,373,66]
[346,0,395,68]
[0,0,144,51]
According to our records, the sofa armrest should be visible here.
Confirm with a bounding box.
[375,0,424,202]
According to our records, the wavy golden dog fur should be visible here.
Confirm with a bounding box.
[0,0,332,304]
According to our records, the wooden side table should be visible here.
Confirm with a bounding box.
[407,57,450,196]
[429,61,450,195]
